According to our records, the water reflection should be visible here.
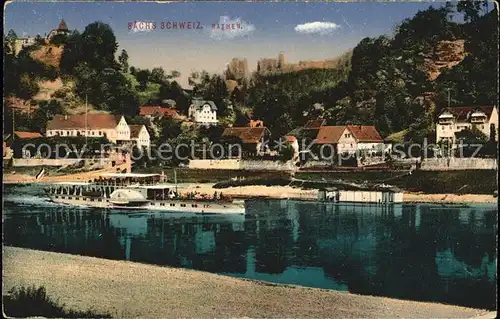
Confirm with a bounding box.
[2,185,497,309]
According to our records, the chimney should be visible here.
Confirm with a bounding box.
[64,115,68,120]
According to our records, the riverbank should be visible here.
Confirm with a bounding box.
[3,247,494,318]
[3,173,497,204]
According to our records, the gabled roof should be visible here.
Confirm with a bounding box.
[191,99,217,111]
[47,114,122,130]
[129,125,146,139]
[14,131,42,139]
[222,127,267,144]
[439,106,495,122]
[58,19,68,31]
[313,126,346,144]
[347,125,383,143]
[140,106,180,118]
[304,119,326,129]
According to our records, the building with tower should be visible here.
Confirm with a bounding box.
[46,19,70,41]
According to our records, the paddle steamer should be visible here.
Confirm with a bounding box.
[45,173,245,215]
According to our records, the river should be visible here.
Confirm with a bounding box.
[2,183,497,309]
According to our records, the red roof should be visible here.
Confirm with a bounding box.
[284,135,297,142]
[14,131,42,139]
[222,127,267,144]
[304,119,326,129]
[140,106,180,118]
[347,125,383,143]
[313,126,346,144]
[441,106,495,122]
[47,114,122,130]
[58,19,68,31]
[129,125,145,139]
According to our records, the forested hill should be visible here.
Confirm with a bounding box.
[248,2,497,139]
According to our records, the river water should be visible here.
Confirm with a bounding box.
[2,183,497,309]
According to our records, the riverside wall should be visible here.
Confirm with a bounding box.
[420,158,497,171]
[188,159,296,171]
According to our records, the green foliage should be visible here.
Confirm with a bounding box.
[248,68,347,137]
[136,69,150,90]
[278,144,294,162]
[158,117,182,142]
[434,9,498,108]
[150,67,166,84]
[457,0,490,22]
[3,285,111,318]
[118,49,129,73]
[49,33,68,46]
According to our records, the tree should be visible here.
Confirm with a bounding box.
[60,30,84,74]
[457,0,489,22]
[118,49,129,73]
[136,69,150,90]
[80,21,119,71]
[49,33,68,46]
[5,29,18,55]
[158,117,182,141]
[150,67,166,84]
[169,70,181,79]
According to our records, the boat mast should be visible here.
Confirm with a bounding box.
[85,94,88,145]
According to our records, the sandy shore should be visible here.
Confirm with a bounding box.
[3,247,495,319]
[3,173,497,204]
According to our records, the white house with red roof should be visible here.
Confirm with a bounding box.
[129,125,150,149]
[46,114,130,143]
[437,106,498,144]
[313,125,385,155]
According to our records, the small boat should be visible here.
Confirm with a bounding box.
[45,173,245,215]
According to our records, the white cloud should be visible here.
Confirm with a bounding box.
[129,21,155,34]
[294,21,340,35]
[210,16,255,40]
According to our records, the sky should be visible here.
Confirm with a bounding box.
[5,1,448,88]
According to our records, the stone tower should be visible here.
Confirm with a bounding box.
[278,51,285,69]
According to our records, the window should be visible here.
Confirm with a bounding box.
[181,204,186,207]
[170,203,175,207]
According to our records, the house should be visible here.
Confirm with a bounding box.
[46,114,130,143]
[140,106,181,120]
[346,125,385,154]
[129,125,150,149]
[304,119,326,130]
[3,134,12,159]
[14,131,43,139]
[46,19,70,41]
[436,106,498,144]
[222,127,271,156]
[313,126,355,156]
[188,99,218,126]
[313,125,385,156]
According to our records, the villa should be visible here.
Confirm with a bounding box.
[436,106,498,144]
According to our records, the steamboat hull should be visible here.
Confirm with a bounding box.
[48,195,245,215]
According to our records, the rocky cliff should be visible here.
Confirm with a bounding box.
[424,39,466,81]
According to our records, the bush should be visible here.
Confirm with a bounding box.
[3,285,111,318]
